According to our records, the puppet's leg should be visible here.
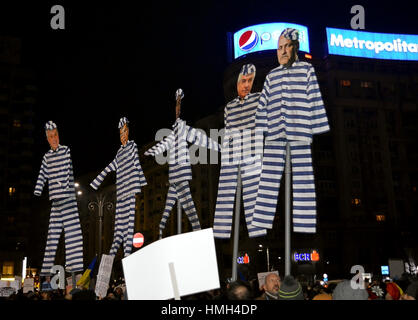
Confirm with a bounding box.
[123,195,137,256]
[290,142,316,233]
[213,161,239,239]
[159,184,177,239]
[251,141,286,229]
[109,197,130,256]
[241,164,267,238]
[177,181,201,231]
[61,197,84,272]
[40,201,63,276]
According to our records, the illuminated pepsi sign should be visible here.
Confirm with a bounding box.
[326,27,418,61]
[233,23,310,59]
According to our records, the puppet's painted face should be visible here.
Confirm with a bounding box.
[277,36,297,67]
[46,128,59,151]
[120,124,129,146]
[237,73,255,99]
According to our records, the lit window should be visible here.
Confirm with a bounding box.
[351,198,361,206]
[340,80,351,87]
[2,262,14,276]
[376,215,386,222]
[9,187,16,196]
[13,120,21,128]
[361,81,373,88]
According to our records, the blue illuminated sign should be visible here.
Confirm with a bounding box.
[293,250,319,262]
[233,23,310,59]
[326,27,418,61]
[237,253,250,264]
[381,265,389,275]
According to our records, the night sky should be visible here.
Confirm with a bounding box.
[1,0,417,177]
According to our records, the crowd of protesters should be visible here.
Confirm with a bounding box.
[1,271,417,301]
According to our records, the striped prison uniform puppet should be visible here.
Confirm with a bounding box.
[213,64,267,239]
[252,58,330,233]
[34,121,84,276]
[145,118,219,239]
[90,118,147,257]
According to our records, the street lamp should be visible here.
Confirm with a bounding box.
[75,182,114,259]
[88,193,114,258]
[258,244,271,271]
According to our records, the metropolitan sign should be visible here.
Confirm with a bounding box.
[326,27,418,61]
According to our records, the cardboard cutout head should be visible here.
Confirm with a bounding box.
[118,117,129,146]
[277,28,300,67]
[175,88,184,119]
[262,272,280,297]
[45,121,59,151]
[237,64,256,99]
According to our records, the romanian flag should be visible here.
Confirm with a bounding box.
[76,256,97,289]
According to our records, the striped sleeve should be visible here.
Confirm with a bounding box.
[90,159,117,190]
[62,147,72,189]
[255,76,271,133]
[185,125,220,152]
[307,65,330,135]
[34,155,48,196]
[224,105,228,128]
[144,132,175,156]
[134,143,147,187]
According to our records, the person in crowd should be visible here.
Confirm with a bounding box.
[332,279,368,300]
[226,280,253,300]
[278,275,304,300]
[256,272,280,300]
[400,280,418,300]
[385,281,402,300]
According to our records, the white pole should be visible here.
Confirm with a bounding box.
[285,142,291,276]
[231,166,242,281]
[22,257,27,283]
[267,248,270,272]
[177,199,182,234]
[168,262,181,300]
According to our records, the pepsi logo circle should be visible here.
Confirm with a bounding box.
[239,30,259,52]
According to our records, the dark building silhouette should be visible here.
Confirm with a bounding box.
[0,36,39,279]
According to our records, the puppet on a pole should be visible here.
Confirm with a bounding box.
[90,117,147,258]
[145,89,219,239]
[251,28,330,275]
[34,121,84,276]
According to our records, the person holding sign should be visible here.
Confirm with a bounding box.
[34,121,84,276]
[251,28,330,233]
[90,117,147,257]
[145,89,220,238]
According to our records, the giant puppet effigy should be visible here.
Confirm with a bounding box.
[145,89,220,239]
[34,121,84,276]
[251,28,330,233]
[213,64,267,239]
[90,117,147,257]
